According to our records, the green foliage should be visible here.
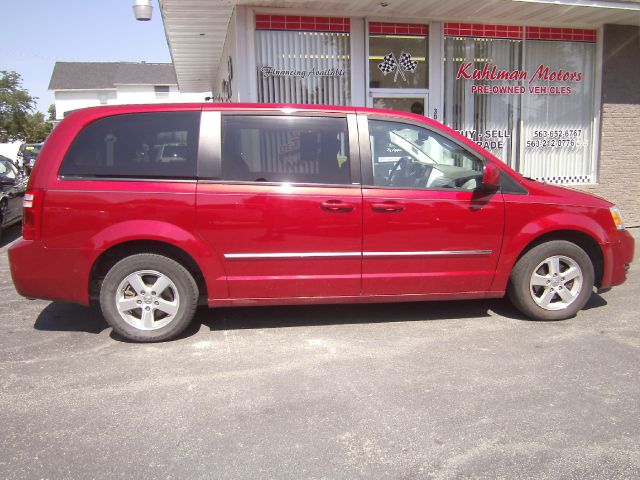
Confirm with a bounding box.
[22,111,52,142]
[47,104,56,122]
[0,70,50,142]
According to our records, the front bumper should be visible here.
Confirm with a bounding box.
[600,229,635,289]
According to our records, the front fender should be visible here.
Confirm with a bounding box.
[491,208,609,292]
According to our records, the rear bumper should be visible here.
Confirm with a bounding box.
[8,239,93,305]
[600,229,635,289]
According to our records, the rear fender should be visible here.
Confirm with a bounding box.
[87,220,229,299]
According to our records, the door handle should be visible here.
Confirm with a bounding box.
[320,200,354,212]
[371,201,404,213]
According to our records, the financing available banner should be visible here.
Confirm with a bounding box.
[260,66,345,79]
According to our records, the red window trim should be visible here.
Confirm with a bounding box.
[444,23,523,39]
[444,23,596,43]
[525,26,596,43]
[369,22,429,36]
[255,14,350,33]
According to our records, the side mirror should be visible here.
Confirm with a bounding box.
[480,162,500,192]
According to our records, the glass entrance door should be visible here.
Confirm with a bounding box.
[371,94,429,117]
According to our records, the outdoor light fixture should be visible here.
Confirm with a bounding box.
[133,0,153,21]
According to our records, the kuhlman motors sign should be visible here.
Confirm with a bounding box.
[456,62,584,95]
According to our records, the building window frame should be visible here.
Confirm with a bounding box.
[442,23,602,186]
[364,17,430,116]
[240,11,603,186]
[154,85,171,99]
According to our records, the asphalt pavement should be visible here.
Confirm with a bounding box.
[1,225,639,479]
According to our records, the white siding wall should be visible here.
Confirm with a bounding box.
[115,85,205,103]
[55,90,117,119]
[55,87,207,119]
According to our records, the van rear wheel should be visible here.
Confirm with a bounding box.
[507,240,594,321]
[100,254,198,342]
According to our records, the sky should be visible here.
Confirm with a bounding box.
[1,0,171,113]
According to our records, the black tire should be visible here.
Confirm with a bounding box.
[507,240,594,321]
[99,253,198,342]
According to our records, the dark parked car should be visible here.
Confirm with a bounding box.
[0,158,27,239]
[8,103,635,342]
[17,142,44,175]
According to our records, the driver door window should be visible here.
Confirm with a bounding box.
[368,119,484,190]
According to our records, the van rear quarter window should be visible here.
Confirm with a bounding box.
[59,112,200,179]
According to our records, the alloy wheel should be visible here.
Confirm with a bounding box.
[529,255,583,311]
[115,270,180,330]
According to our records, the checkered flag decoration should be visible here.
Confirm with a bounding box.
[398,52,418,73]
[377,52,417,82]
[378,53,397,74]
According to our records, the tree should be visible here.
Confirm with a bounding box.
[47,104,56,122]
[21,111,51,142]
[0,70,47,142]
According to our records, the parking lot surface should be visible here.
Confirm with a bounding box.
[1,225,639,479]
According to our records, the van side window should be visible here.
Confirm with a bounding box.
[368,119,484,190]
[221,116,351,185]
[59,112,199,179]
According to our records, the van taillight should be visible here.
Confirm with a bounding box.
[22,189,44,240]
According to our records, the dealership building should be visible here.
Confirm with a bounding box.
[156,0,640,226]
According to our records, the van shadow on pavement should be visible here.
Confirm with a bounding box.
[33,292,608,341]
[34,302,109,334]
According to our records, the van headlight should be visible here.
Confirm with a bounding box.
[610,206,625,230]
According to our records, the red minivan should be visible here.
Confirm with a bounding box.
[8,104,634,342]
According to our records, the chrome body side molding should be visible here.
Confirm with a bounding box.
[224,250,492,260]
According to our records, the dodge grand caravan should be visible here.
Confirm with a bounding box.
[8,104,634,342]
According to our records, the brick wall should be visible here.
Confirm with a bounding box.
[576,24,640,227]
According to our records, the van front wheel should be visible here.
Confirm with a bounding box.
[100,254,198,342]
[507,240,594,321]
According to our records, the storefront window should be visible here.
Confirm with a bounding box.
[521,39,596,183]
[369,23,428,89]
[443,24,597,184]
[255,15,351,105]
[444,33,522,164]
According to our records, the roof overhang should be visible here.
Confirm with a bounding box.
[160,0,234,93]
[160,0,640,93]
